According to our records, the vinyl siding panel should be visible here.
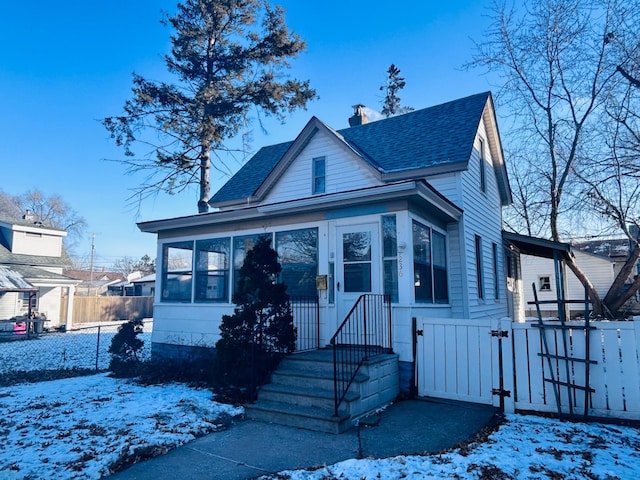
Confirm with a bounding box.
[264,131,382,205]
[459,121,508,320]
[427,173,463,207]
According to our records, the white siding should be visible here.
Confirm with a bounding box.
[458,120,508,320]
[521,251,615,317]
[10,230,63,257]
[264,130,382,205]
[0,292,20,319]
[427,173,463,207]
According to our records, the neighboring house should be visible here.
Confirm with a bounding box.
[107,273,155,297]
[131,273,155,297]
[521,250,616,318]
[138,91,516,387]
[0,217,79,329]
[64,269,126,296]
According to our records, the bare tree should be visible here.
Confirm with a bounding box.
[470,0,640,316]
[0,189,87,251]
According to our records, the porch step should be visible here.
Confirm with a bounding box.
[244,401,352,434]
[245,349,400,434]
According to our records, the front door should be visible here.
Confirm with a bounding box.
[336,223,381,323]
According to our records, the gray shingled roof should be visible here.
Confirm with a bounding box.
[211,92,491,205]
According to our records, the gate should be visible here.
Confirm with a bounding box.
[416,317,514,410]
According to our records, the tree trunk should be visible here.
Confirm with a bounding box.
[604,243,640,314]
[198,144,211,213]
[564,253,607,317]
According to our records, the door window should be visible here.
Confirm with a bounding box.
[343,231,372,292]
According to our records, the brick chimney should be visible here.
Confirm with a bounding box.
[348,104,369,127]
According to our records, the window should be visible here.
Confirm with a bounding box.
[276,228,318,297]
[21,292,37,311]
[413,221,448,303]
[161,241,193,302]
[195,238,230,302]
[492,242,499,300]
[343,231,372,292]
[382,215,398,303]
[539,276,551,291]
[432,231,448,303]
[479,138,486,193]
[328,262,335,304]
[475,235,484,300]
[233,234,264,296]
[312,157,326,194]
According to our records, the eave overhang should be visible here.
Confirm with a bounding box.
[503,231,571,260]
[139,181,463,235]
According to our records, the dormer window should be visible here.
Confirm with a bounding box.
[312,157,326,194]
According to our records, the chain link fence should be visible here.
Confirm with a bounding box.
[0,320,152,374]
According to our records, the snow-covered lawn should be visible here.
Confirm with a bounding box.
[262,413,640,479]
[0,374,242,480]
[0,322,153,373]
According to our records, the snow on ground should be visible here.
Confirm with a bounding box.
[263,414,640,480]
[0,374,242,480]
[0,322,152,373]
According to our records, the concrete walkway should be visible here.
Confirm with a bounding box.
[109,398,498,480]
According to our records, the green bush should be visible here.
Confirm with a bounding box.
[108,318,145,377]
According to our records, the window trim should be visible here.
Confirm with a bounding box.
[492,242,499,300]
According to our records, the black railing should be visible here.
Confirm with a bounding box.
[289,295,320,352]
[329,294,392,416]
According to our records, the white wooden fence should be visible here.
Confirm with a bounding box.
[417,317,640,421]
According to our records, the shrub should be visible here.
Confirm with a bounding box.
[213,236,295,401]
[108,318,145,377]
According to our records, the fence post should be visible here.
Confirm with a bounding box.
[95,325,101,371]
[500,317,516,414]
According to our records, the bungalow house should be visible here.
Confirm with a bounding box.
[0,217,78,330]
[139,92,515,430]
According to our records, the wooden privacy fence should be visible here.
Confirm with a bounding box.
[417,316,640,421]
[60,296,153,325]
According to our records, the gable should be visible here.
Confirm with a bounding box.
[210,91,510,209]
[261,128,384,204]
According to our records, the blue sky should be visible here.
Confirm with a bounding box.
[0,0,498,268]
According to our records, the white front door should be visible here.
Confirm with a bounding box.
[336,223,381,323]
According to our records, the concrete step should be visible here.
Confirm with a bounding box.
[245,401,352,434]
[270,368,369,390]
[257,382,359,412]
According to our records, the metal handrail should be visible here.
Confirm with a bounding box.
[329,293,392,416]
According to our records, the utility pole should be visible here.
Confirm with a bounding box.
[89,233,95,296]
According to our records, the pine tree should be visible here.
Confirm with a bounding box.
[214,236,295,399]
[380,64,414,117]
[104,0,316,213]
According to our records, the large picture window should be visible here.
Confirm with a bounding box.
[276,228,318,297]
[162,241,193,302]
[195,238,230,302]
[413,221,448,304]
